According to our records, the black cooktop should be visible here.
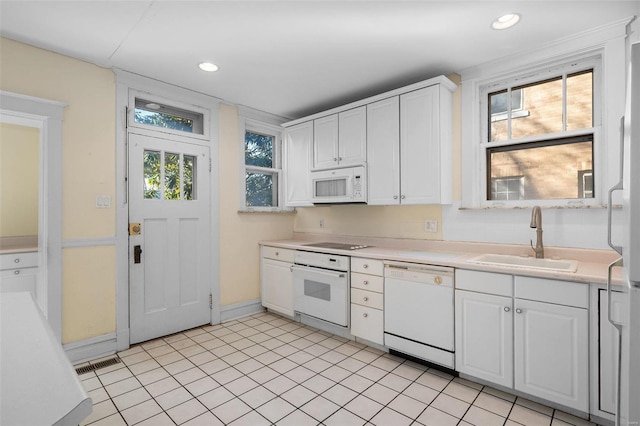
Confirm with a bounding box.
[303,242,370,250]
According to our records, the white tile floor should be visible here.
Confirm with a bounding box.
[77,312,599,426]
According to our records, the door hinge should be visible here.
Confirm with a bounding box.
[209,294,213,308]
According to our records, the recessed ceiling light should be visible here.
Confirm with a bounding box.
[198,62,219,72]
[491,13,520,30]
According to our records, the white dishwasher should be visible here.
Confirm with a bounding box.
[384,261,455,369]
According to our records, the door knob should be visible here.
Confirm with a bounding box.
[134,245,142,264]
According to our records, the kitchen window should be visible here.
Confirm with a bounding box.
[240,119,284,211]
[479,58,600,206]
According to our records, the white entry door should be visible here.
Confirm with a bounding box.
[129,132,211,344]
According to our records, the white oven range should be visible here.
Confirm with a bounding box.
[292,250,350,327]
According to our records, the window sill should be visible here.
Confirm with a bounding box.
[237,208,296,214]
[458,203,620,211]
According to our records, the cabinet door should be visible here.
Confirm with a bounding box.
[284,122,313,207]
[313,114,339,169]
[1,267,38,297]
[514,299,588,412]
[261,258,294,317]
[400,86,441,204]
[455,290,513,388]
[367,97,400,205]
[338,106,367,167]
[351,304,383,345]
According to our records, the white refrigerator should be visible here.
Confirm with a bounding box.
[608,40,640,426]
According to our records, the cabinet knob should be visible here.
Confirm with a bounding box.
[363,297,369,302]
[363,313,368,318]
[516,308,523,314]
[401,195,406,199]
[504,307,511,312]
[14,258,20,263]
[434,276,442,285]
[363,264,368,269]
[14,270,20,275]
[333,157,338,162]
[275,251,279,256]
[393,195,398,200]
[339,157,342,161]
[363,280,369,285]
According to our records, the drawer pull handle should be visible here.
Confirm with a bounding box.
[363,264,368,269]
[14,258,20,263]
[504,307,510,312]
[363,280,369,285]
[363,297,368,302]
[516,308,523,314]
[434,276,442,285]
[363,313,368,318]
[14,270,20,275]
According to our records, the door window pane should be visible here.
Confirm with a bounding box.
[183,155,196,201]
[143,150,161,199]
[164,152,180,200]
[488,136,593,200]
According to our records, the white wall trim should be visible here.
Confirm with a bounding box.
[0,90,65,342]
[220,299,265,323]
[62,237,117,249]
[64,332,117,364]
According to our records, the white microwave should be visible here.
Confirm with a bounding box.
[311,165,367,204]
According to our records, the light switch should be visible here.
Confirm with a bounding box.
[96,195,111,208]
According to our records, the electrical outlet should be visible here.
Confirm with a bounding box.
[424,219,438,233]
[319,219,325,228]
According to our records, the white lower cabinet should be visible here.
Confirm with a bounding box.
[455,270,589,413]
[455,290,513,388]
[260,247,294,317]
[350,258,384,344]
[1,252,38,298]
[514,298,589,412]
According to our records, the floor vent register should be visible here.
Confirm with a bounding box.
[75,357,121,375]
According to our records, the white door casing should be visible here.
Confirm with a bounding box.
[128,132,211,344]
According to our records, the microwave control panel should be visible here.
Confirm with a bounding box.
[353,174,362,198]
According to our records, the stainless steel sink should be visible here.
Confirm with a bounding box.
[468,254,578,272]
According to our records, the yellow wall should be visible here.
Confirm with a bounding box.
[218,104,294,306]
[0,38,116,344]
[0,123,39,237]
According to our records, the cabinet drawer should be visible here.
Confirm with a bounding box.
[351,288,383,310]
[515,276,588,309]
[350,304,383,345]
[456,269,512,296]
[262,246,295,263]
[351,272,384,293]
[351,258,383,276]
[0,252,38,270]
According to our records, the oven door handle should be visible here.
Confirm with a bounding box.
[291,264,346,279]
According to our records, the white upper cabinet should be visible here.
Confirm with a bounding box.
[284,121,313,207]
[367,97,400,205]
[313,114,339,170]
[313,106,367,170]
[368,84,454,205]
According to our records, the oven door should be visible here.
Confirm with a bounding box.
[292,265,349,327]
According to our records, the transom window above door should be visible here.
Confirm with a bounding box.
[133,98,205,135]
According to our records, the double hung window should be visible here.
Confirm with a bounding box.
[480,58,599,205]
[242,120,283,210]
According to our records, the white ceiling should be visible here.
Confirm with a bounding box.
[1,1,637,119]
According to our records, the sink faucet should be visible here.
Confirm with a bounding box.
[530,206,544,259]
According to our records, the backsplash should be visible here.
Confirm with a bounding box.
[293,204,443,240]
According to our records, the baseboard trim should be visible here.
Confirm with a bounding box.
[220,299,265,323]
[64,332,117,364]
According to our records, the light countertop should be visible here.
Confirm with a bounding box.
[260,234,624,286]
